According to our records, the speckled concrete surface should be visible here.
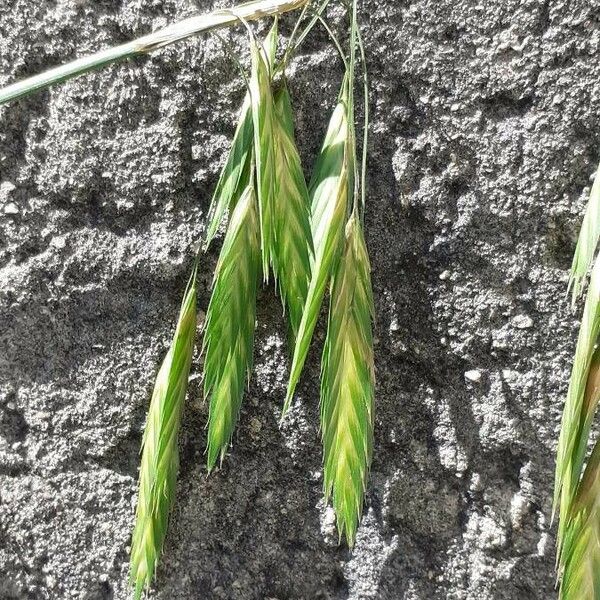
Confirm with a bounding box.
[0,0,598,598]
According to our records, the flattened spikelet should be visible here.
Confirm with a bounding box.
[283,82,351,414]
[249,28,278,279]
[272,83,313,342]
[204,25,277,248]
[129,269,198,600]
[560,440,600,599]
[569,165,600,306]
[555,254,600,555]
[204,95,253,248]
[320,214,374,546]
[203,185,260,471]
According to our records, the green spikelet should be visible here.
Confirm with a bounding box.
[560,438,600,599]
[557,345,600,581]
[320,213,374,546]
[203,184,261,471]
[249,24,278,280]
[555,253,600,555]
[204,95,253,249]
[272,82,313,342]
[204,24,278,249]
[283,79,351,414]
[129,268,198,600]
[569,164,600,306]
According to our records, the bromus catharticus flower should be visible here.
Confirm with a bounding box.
[272,82,314,342]
[283,78,351,415]
[559,438,600,599]
[569,167,600,306]
[321,212,374,545]
[555,257,600,544]
[204,22,277,249]
[283,0,375,544]
[129,266,198,600]
[556,163,600,598]
[204,94,253,248]
[203,184,261,471]
[0,0,378,592]
[249,27,278,280]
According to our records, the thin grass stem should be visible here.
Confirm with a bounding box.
[282,0,333,68]
[0,0,307,105]
[356,24,369,221]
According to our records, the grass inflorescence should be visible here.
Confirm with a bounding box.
[320,213,374,545]
[272,82,314,343]
[0,0,376,595]
[283,77,351,415]
[129,267,198,599]
[203,184,261,471]
[556,162,600,599]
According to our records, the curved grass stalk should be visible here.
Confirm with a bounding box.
[129,267,198,600]
[0,0,308,105]
[203,185,261,471]
[320,213,374,546]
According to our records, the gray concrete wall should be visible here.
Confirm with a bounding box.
[1,0,597,598]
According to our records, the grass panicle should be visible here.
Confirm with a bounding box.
[569,165,600,307]
[129,267,198,600]
[283,78,351,415]
[555,254,600,558]
[249,23,279,280]
[203,184,261,471]
[559,438,600,599]
[320,213,374,546]
[272,82,314,342]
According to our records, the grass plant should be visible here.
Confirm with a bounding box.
[0,0,375,593]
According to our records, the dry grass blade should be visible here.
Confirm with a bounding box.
[249,25,278,280]
[569,165,600,306]
[320,213,374,546]
[203,184,261,471]
[129,268,198,600]
[559,439,600,599]
[272,82,313,342]
[555,254,600,555]
[283,80,351,414]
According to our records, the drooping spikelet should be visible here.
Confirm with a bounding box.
[569,164,600,306]
[559,438,600,599]
[204,24,278,249]
[283,79,351,414]
[272,82,313,342]
[555,254,600,556]
[203,184,261,471]
[204,94,253,249]
[249,24,278,280]
[129,267,198,600]
[320,213,375,546]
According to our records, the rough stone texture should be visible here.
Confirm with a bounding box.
[0,0,598,598]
